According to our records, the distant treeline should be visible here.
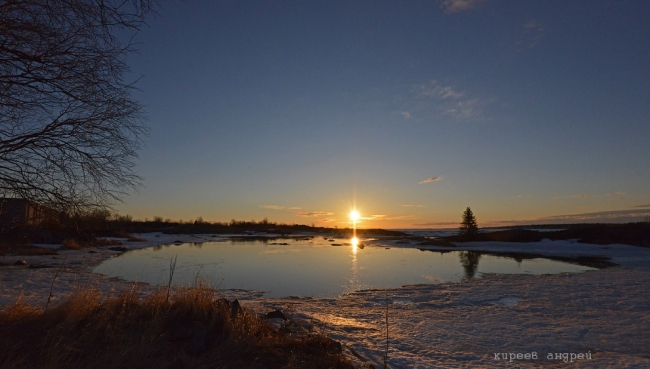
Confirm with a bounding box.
[108,215,404,237]
[1,210,405,245]
[446,222,650,248]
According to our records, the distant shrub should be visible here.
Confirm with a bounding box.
[112,230,145,242]
[61,238,81,250]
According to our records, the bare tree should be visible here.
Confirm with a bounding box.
[0,0,156,213]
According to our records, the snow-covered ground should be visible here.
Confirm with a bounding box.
[0,233,261,307]
[1,232,649,368]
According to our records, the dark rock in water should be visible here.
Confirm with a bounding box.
[216,298,243,319]
[331,243,342,246]
[264,309,287,321]
[14,260,27,265]
[173,240,183,244]
[109,246,128,252]
[230,299,243,318]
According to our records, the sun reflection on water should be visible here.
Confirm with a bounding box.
[351,236,359,253]
[345,237,361,295]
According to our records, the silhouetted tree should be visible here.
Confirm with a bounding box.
[0,0,156,213]
[459,207,479,238]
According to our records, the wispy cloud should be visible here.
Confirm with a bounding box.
[401,204,426,208]
[633,204,650,208]
[362,214,387,221]
[368,214,417,221]
[444,98,482,118]
[400,111,411,119]
[492,208,650,226]
[516,194,532,199]
[419,175,443,184]
[439,0,486,13]
[413,221,458,227]
[260,205,302,211]
[519,20,545,48]
[297,211,334,217]
[414,80,489,119]
[259,205,285,210]
[554,194,589,199]
[417,80,464,100]
[387,215,417,220]
[553,192,627,200]
[319,217,338,223]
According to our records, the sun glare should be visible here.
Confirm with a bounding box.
[350,210,360,222]
[351,237,359,246]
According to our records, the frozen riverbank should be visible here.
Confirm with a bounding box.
[2,233,649,368]
[245,267,650,368]
[0,233,261,307]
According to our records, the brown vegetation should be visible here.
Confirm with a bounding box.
[60,237,122,250]
[0,285,354,369]
[0,242,58,257]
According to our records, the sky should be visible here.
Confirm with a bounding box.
[116,0,650,228]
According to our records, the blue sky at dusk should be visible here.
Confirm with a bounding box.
[116,0,650,228]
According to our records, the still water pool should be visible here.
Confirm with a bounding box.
[93,237,596,298]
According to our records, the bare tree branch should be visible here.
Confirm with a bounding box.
[1,0,156,213]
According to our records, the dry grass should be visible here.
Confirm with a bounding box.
[112,230,147,242]
[60,237,122,250]
[10,247,58,256]
[0,285,354,369]
[60,238,81,250]
[0,242,58,256]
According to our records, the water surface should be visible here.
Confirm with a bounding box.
[93,237,596,298]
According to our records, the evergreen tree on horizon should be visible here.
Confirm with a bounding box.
[459,207,479,237]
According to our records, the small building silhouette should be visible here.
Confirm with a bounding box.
[0,198,60,227]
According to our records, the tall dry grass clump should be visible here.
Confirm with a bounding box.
[60,238,81,250]
[60,237,123,250]
[0,285,354,369]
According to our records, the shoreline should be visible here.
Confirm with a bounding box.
[2,233,649,367]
